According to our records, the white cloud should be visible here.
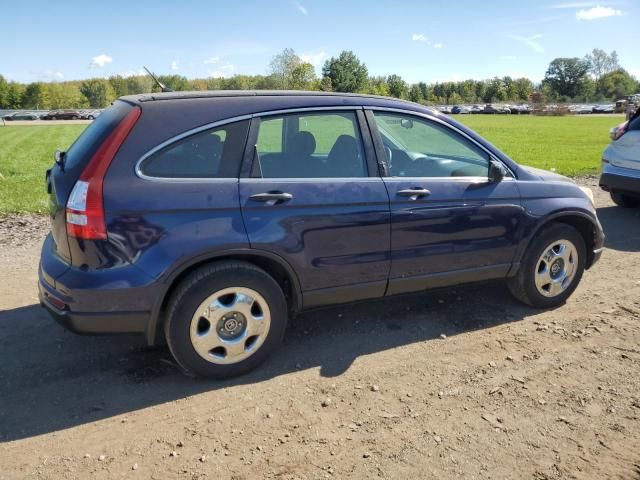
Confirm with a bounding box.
[120,68,146,77]
[90,54,113,68]
[300,51,327,67]
[412,34,443,48]
[547,1,602,8]
[32,69,64,81]
[293,0,308,15]
[506,33,544,53]
[209,63,236,78]
[170,60,178,71]
[576,6,622,20]
[203,56,220,65]
[47,70,64,80]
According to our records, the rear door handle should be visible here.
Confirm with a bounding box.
[397,188,431,199]
[249,192,293,203]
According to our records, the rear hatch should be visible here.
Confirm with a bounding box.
[607,112,640,171]
[46,100,135,262]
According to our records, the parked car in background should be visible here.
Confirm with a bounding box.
[80,109,102,120]
[599,108,640,207]
[569,105,593,115]
[484,104,510,114]
[2,111,39,121]
[451,105,471,114]
[470,105,484,114]
[592,104,615,114]
[41,110,82,120]
[39,91,603,379]
[509,104,530,115]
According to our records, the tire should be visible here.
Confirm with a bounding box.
[164,261,288,379]
[610,192,640,208]
[508,223,586,308]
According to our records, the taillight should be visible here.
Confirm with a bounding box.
[610,121,628,141]
[66,106,141,240]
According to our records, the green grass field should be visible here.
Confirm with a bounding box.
[457,115,619,175]
[0,115,623,214]
[0,125,86,214]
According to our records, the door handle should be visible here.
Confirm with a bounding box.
[249,192,293,203]
[397,188,431,199]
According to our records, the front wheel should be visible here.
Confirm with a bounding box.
[610,192,640,208]
[508,223,586,308]
[165,261,288,379]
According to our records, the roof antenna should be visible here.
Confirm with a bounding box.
[143,66,173,92]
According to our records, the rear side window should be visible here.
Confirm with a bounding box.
[64,100,132,170]
[140,120,249,178]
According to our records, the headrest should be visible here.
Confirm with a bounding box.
[290,131,316,157]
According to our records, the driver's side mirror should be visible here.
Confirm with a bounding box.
[488,159,507,183]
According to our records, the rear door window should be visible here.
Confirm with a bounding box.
[254,112,367,178]
[139,120,249,178]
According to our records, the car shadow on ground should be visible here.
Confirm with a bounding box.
[0,283,535,442]
[597,204,640,252]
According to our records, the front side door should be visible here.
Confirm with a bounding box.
[239,109,391,307]
[366,109,523,296]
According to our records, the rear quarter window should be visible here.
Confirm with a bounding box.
[64,100,133,171]
[139,120,250,179]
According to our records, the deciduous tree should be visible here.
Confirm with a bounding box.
[543,57,590,99]
[585,48,620,81]
[322,51,368,93]
[386,74,408,99]
[597,69,637,100]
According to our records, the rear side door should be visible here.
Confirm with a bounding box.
[366,109,523,295]
[239,108,391,308]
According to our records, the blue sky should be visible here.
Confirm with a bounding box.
[1,0,638,84]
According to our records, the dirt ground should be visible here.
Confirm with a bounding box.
[1,177,639,480]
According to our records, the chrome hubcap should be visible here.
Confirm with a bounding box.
[190,287,271,364]
[534,239,578,297]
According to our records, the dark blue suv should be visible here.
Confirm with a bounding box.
[40,91,604,378]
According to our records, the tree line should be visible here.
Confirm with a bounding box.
[0,48,637,110]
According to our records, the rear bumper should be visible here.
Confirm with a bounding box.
[39,273,150,335]
[39,234,158,338]
[599,164,640,196]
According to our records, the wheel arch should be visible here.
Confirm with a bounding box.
[146,249,303,346]
[514,211,600,274]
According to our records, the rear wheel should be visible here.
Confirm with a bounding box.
[508,223,586,308]
[165,261,288,379]
[610,192,640,208]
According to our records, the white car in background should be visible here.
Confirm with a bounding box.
[599,109,640,207]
